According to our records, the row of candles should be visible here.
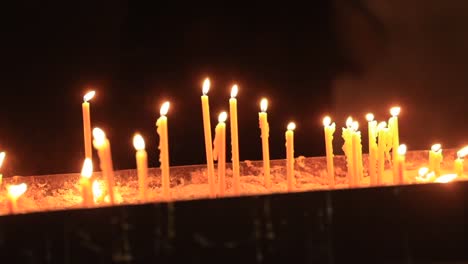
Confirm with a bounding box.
[2,78,468,214]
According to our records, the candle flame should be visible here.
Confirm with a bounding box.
[287,122,296,131]
[83,91,96,102]
[218,111,228,123]
[365,113,374,122]
[398,144,407,155]
[351,121,359,131]
[346,117,353,128]
[160,101,170,116]
[202,78,210,95]
[390,106,401,117]
[133,134,145,151]
[418,167,429,177]
[92,127,106,146]
[260,98,268,112]
[0,152,5,169]
[231,85,238,98]
[377,122,387,130]
[323,116,331,127]
[434,174,457,183]
[81,158,93,179]
[92,180,105,203]
[7,183,27,199]
[457,146,468,159]
[431,143,442,152]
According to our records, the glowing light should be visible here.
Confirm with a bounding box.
[365,113,374,122]
[457,146,468,159]
[418,167,429,177]
[431,144,441,152]
[92,180,105,203]
[323,116,331,127]
[351,121,359,131]
[0,152,5,168]
[397,144,407,155]
[231,85,238,98]
[377,122,387,130]
[160,101,170,116]
[390,106,401,117]
[434,174,457,183]
[133,134,145,151]
[7,183,27,199]
[83,91,96,102]
[81,158,93,179]
[92,127,106,147]
[260,98,268,112]
[346,117,353,128]
[218,112,228,123]
[202,78,210,95]
[287,122,296,131]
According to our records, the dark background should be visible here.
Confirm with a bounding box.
[2,1,467,176]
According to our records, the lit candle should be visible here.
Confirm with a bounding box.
[229,85,240,194]
[259,98,271,189]
[82,91,95,160]
[92,127,115,204]
[366,113,378,185]
[213,112,228,196]
[388,106,401,183]
[455,146,468,177]
[0,152,5,186]
[396,144,407,184]
[133,134,148,201]
[285,122,296,191]
[156,102,171,200]
[323,116,335,187]
[351,121,363,186]
[376,122,388,184]
[428,144,443,176]
[342,117,355,186]
[80,158,94,207]
[201,78,216,197]
[6,183,27,214]
[92,180,105,204]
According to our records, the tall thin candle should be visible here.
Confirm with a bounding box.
[214,112,227,196]
[366,113,378,185]
[455,146,468,177]
[82,91,95,160]
[80,158,94,207]
[259,99,271,188]
[286,122,296,191]
[229,85,240,194]
[133,134,148,201]
[157,102,171,200]
[389,106,401,183]
[201,78,216,197]
[323,116,335,187]
[92,127,115,204]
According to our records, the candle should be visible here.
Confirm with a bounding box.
[395,144,407,184]
[455,146,468,177]
[133,134,148,201]
[366,113,378,185]
[156,101,171,200]
[388,106,401,183]
[229,85,240,194]
[351,121,363,186]
[213,112,228,196]
[201,78,216,197]
[82,91,95,160]
[0,152,5,186]
[80,158,94,207]
[285,122,296,191]
[323,116,335,187]
[92,180,105,203]
[259,98,271,188]
[92,127,115,204]
[376,122,388,184]
[342,117,355,186]
[428,144,442,176]
[6,183,27,214]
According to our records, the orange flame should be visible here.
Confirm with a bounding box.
[218,112,228,123]
[83,91,96,102]
[323,116,331,127]
[287,122,296,131]
[202,78,210,95]
[133,134,145,151]
[231,85,238,98]
[7,183,27,199]
[160,101,170,116]
[81,158,93,179]
[92,180,105,203]
[260,98,268,112]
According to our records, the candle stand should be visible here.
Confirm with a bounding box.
[1,150,467,263]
